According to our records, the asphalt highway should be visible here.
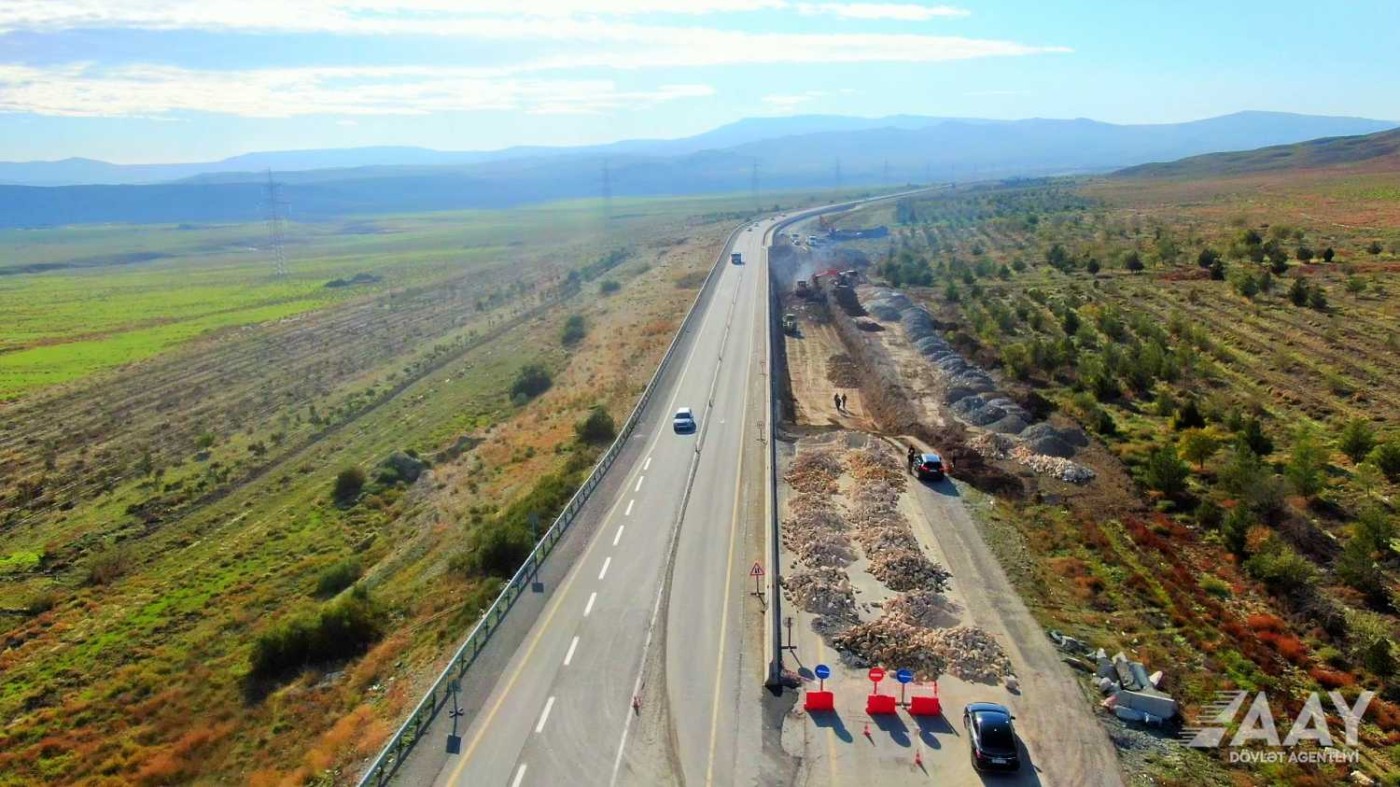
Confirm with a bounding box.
[432,219,779,787]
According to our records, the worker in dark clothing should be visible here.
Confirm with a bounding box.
[840,393,848,411]
[834,392,842,411]
[907,444,918,474]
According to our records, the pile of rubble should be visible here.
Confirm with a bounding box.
[967,431,1016,460]
[967,430,1097,484]
[782,503,853,568]
[846,446,907,491]
[870,549,951,592]
[1008,445,1096,484]
[885,589,961,628]
[923,626,1014,684]
[784,449,843,495]
[832,616,948,679]
[1049,630,1180,726]
[847,481,952,593]
[783,567,857,625]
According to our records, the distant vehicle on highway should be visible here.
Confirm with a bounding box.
[673,407,696,433]
[963,702,1021,772]
[731,252,743,265]
[914,452,945,481]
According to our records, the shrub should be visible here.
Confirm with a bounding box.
[1222,504,1251,557]
[250,586,386,680]
[575,406,617,445]
[1172,399,1206,431]
[333,466,366,505]
[561,314,586,347]
[466,524,534,578]
[1284,428,1328,499]
[1243,538,1316,595]
[86,546,132,586]
[1201,575,1232,599]
[1288,277,1309,306]
[1367,441,1400,482]
[599,279,621,295]
[1339,418,1376,463]
[1124,251,1144,273]
[511,363,553,401]
[1180,429,1218,470]
[1238,417,1273,456]
[1368,241,1384,255]
[1307,285,1328,310]
[1141,444,1189,497]
[315,557,363,598]
[1336,536,1386,604]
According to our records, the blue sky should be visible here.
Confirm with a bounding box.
[0,0,1396,163]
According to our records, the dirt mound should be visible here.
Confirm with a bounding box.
[1019,422,1088,458]
[826,354,862,387]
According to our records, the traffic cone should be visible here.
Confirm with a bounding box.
[863,722,871,738]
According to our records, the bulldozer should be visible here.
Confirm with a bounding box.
[782,313,798,335]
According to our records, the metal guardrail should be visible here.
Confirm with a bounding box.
[355,220,752,787]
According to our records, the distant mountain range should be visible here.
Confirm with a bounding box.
[0,111,1394,228]
[1114,126,1400,179]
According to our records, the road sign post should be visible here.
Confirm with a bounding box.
[868,666,886,691]
[815,663,831,692]
[750,561,765,597]
[895,668,914,706]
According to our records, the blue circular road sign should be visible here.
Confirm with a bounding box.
[814,664,831,680]
[895,668,915,684]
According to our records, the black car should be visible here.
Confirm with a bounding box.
[914,452,945,481]
[963,702,1021,772]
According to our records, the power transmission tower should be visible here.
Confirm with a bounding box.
[750,159,759,210]
[263,170,289,278]
[601,159,613,219]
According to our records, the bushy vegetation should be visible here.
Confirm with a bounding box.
[249,585,386,680]
[510,363,554,403]
[332,466,367,505]
[314,557,364,598]
[561,314,587,347]
[575,405,617,445]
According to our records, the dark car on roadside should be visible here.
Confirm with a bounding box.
[914,452,945,481]
[963,702,1021,772]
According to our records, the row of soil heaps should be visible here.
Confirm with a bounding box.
[865,287,1095,484]
[781,444,1012,683]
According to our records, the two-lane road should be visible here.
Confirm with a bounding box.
[432,219,778,787]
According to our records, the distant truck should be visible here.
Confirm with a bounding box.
[782,313,798,334]
[731,252,743,265]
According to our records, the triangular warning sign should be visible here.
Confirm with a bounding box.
[749,562,765,576]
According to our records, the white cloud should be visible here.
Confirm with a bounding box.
[795,3,969,21]
[0,63,715,117]
[0,1,969,33]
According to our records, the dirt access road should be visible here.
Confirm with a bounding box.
[774,243,1123,786]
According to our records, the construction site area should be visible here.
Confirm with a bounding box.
[769,224,1131,785]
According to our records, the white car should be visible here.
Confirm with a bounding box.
[673,407,696,433]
